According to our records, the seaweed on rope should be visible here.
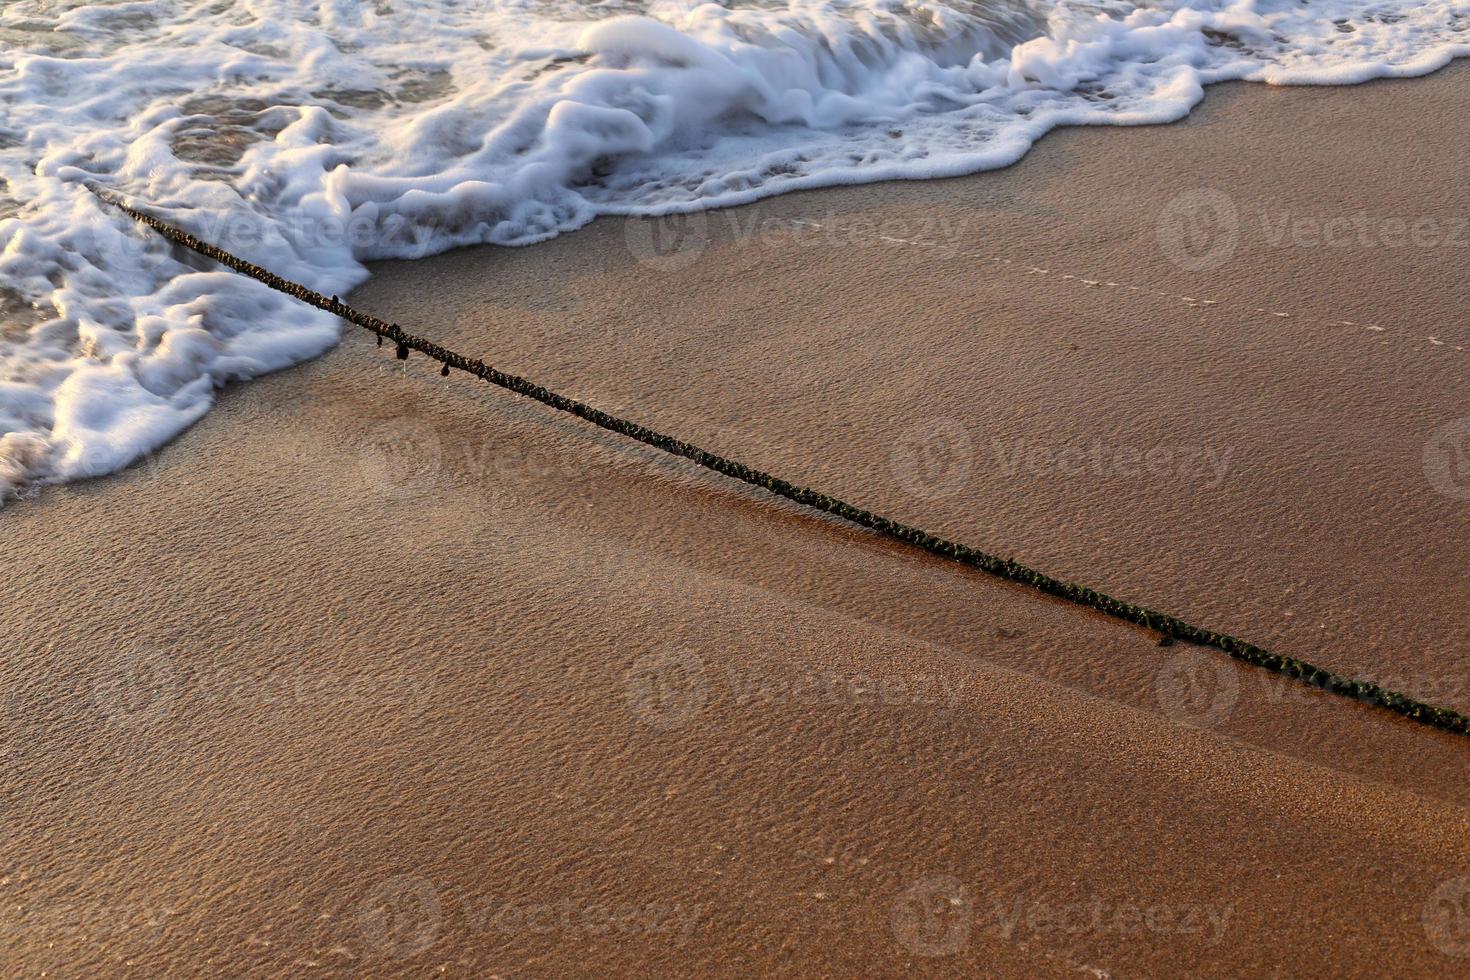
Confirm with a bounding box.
[85,182,1470,739]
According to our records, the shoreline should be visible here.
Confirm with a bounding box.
[4,62,1470,975]
[5,52,1470,502]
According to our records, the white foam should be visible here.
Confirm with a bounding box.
[0,0,1466,499]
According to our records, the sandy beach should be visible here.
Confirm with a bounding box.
[4,63,1470,975]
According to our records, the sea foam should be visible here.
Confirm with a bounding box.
[0,0,1466,499]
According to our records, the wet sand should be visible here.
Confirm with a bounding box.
[4,64,1470,975]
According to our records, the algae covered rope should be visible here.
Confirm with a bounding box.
[85,182,1470,738]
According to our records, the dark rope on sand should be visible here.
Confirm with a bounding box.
[86,182,1470,738]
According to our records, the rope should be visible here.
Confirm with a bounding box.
[85,183,1470,738]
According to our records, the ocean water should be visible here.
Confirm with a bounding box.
[0,0,1465,499]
